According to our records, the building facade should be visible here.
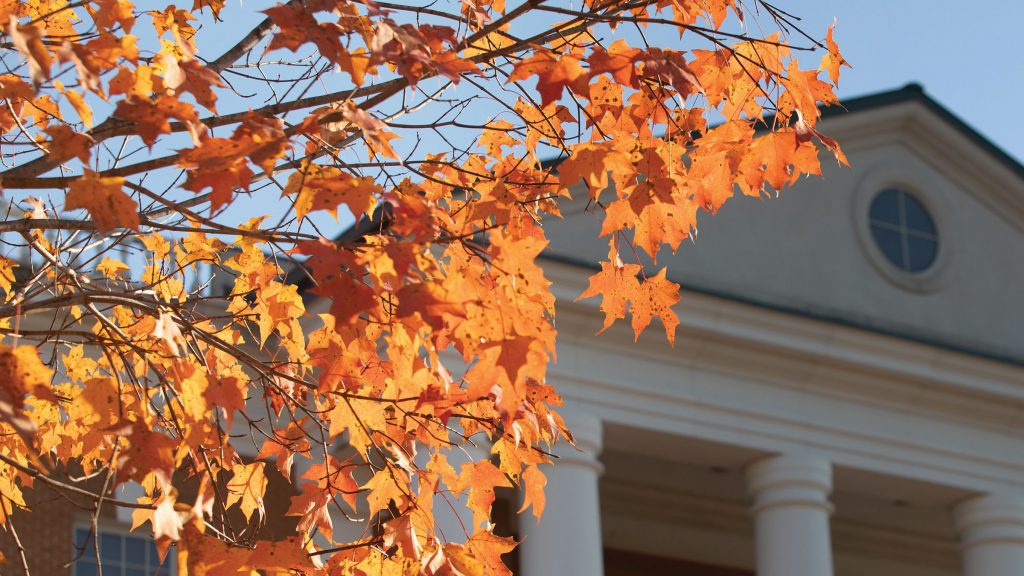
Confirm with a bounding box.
[7,84,1024,576]
[515,84,1024,576]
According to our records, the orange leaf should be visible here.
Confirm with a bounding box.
[518,464,546,521]
[8,16,51,87]
[224,461,268,522]
[65,171,138,233]
[630,268,680,345]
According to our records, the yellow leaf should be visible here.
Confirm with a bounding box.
[97,257,131,278]
[225,462,267,522]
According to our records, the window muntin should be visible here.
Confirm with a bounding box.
[868,188,938,273]
[73,527,175,576]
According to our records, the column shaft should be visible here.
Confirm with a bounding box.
[520,408,604,576]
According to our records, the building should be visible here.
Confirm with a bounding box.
[516,84,1024,576]
[8,84,1024,576]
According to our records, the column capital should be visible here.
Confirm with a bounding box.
[746,453,833,515]
[954,493,1024,549]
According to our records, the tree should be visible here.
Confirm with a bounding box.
[0,0,848,574]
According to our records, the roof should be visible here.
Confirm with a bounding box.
[824,83,1024,181]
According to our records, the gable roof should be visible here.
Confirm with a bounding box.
[829,83,1024,181]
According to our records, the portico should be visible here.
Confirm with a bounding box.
[511,253,1024,576]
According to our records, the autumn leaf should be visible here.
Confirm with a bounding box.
[97,257,131,278]
[509,50,589,106]
[630,268,681,345]
[0,258,17,301]
[518,464,546,520]
[152,495,184,541]
[44,124,93,164]
[339,102,400,159]
[457,460,512,529]
[577,243,642,335]
[65,171,139,233]
[383,514,422,560]
[819,25,850,86]
[285,163,380,220]
[224,461,267,522]
[0,3,848,573]
[0,345,51,446]
[286,483,333,541]
[8,16,51,87]
[557,142,630,200]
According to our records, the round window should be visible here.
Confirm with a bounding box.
[868,188,938,273]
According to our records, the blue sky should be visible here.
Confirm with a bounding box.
[795,1,1024,163]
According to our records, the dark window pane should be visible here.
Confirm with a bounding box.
[153,556,174,576]
[869,189,900,225]
[126,537,147,565]
[907,236,938,272]
[125,568,146,576]
[76,529,96,559]
[870,225,905,269]
[75,562,99,576]
[100,532,122,564]
[903,194,936,235]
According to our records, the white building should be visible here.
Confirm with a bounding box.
[516,84,1024,576]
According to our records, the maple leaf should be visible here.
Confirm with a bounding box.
[152,495,184,541]
[477,120,518,158]
[0,345,51,446]
[113,95,204,146]
[225,461,268,522]
[631,268,681,345]
[558,142,630,200]
[518,464,546,520]
[117,422,178,484]
[819,25,850,86]
[0,258,17,301]
[383,514,422,560]
[339,102,400,159]
[0,3,848,571]
[164,56,225,112]
[577,244,642,335]
[153,311,187,357]
[65,171,139,233]
[285,164,380,221]
[466,530,517,576]
[97,257,131,278]
[508,50,589,106]
[457,460,512,529]
[286,483,333,541]
[8,16,51,87]
[44,124,93,164]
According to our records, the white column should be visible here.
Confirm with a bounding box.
[520,408,604,576]
[746,453,834,576]
[954,493,1024,576]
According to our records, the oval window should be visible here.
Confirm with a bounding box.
[868,188,938,273]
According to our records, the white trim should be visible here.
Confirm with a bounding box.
[544,259,1024,494]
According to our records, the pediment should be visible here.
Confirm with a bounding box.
[542,86,1024,364]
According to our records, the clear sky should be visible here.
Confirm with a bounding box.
[794,1,1024,163]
